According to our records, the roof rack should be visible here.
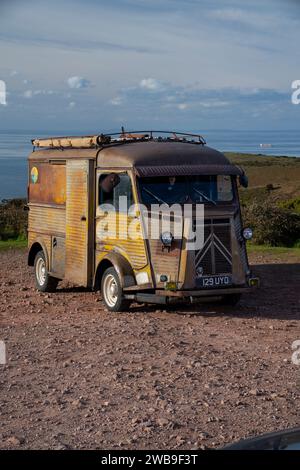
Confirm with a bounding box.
[32,129,206,149]
[32,135,98,149]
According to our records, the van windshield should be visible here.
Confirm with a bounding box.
[138,175,234,205]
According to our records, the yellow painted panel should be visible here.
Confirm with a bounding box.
[65,159,92,286]
[28,205,66,234]
[96,212,147,270]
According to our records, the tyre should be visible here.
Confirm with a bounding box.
[222,293,241,306]
[101,267,131,312]
[34,250,58,292]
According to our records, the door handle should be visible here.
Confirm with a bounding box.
[81,215,87,221]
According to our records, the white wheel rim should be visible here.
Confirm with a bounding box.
[103,274,118,308]
[36,257,46,286]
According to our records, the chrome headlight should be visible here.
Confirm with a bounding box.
[243,227,253,240]
[161,231,173,247]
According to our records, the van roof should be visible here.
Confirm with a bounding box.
[98,141,242,176]
[29,135,243,177]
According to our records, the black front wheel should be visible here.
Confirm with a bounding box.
[34,250,58,292]
[101,267,131,312]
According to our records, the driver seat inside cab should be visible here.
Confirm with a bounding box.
[27,131,259,312]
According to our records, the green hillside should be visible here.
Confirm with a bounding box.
[224,153,300,247]
[225,152,300,207]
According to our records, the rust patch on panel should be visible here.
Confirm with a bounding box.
[29,162,66,205]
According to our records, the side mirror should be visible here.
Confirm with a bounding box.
[239,173,248,188]
[100,173,120,193]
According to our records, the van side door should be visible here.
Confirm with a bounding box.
[95,170,148,272]
[65,159,95,286]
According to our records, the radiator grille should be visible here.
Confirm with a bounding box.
[195,218,232,276]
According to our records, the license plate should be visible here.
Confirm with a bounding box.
[197,275,232,288]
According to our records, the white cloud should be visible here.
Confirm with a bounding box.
[110,96,123,106]
[178,103,188,110]
[67,76,90,89]
[23,89,55,98]
[198,100,230,108]
[33,89,55,95]
[210,8,248,22]
[139,78,164,91]
[68,101,76,108]
[23,90,33,98]
[208,8,275,30]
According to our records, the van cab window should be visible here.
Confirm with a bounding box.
[138,175,234,205]
[99,173,133,211]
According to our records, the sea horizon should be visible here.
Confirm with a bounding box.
[0,129,299,200]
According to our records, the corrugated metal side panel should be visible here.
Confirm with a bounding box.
[65,160,89,285]
[118,214,147,269]
[28,205,66,235]
[96,213,147,270]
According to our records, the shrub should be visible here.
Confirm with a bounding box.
[278,197,300,215]
[0,198,27,240]
[242,201,300,247]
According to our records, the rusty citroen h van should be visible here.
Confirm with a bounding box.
[27,131,259,311]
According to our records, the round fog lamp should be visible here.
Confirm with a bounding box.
[161,231,173,247]
[243,227,253,240]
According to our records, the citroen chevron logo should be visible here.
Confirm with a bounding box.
[195,225,232,276]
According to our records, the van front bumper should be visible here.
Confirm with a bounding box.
[156,285,256,298]
[125,277,260,304]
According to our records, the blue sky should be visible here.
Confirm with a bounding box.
[0,0,300,132]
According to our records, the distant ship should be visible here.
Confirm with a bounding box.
[259,143,272,148]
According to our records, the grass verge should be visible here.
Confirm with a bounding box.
[247,244,300,261]
[0,238,27,251]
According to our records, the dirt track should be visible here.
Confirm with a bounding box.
[0,249,299,449]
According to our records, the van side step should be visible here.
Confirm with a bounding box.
[125,293,168,305]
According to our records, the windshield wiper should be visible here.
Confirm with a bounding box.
[192,187,217,205]
[142,187,167,204]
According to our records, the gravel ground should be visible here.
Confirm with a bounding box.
[0,249,299,449]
